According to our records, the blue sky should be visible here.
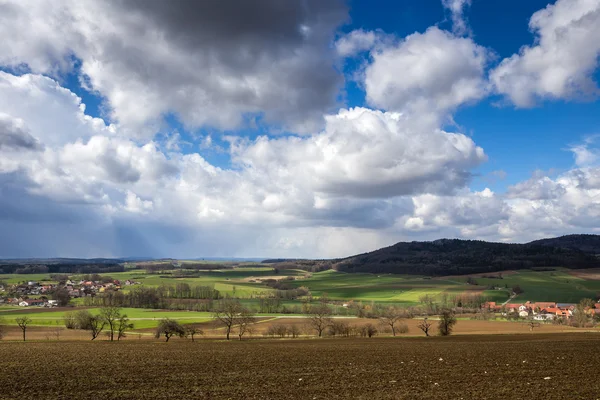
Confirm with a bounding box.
[1,0,600,258]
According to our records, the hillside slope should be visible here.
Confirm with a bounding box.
[332,237,600,276]
[528,234,600,254]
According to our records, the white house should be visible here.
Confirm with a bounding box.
[534,313,554,321]
[519,310,529,318]
[19,299,45,307]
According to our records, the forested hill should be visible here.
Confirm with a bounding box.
[332,236,600,276]
[528,234,600,254]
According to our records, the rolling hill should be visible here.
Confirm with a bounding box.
[332,235,600,276]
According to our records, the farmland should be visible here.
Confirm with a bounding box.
[1,334,599,399]
[4,265,600,306]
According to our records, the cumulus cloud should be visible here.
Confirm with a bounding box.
[0,114,42,151]
[335,29,390,57]
[231,107,487,198]
[0,0,348,136]
[442,0,472,36]
[0,72,113,146]
[364,27,490,118]
[491,0,600,107]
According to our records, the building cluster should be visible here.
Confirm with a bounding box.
[0,278,140,307]
[484,301,600,320]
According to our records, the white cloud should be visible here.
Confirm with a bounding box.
[335,29,390,57]
[0,72,113,146]
[442,0,472,36]
[0,0,348,137]
[231,107,487,199]
[491,0,600,107]
[364,27,490,118]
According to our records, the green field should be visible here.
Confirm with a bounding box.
[2,266,599,313]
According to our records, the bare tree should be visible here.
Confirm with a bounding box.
[16,316,31,342]
[117,314,134,340]
[363,323,378,338]
[53,321,62,340]
[185,326,204,342]
[306,303,332,337]
[574,299,594,327]
[63,312,78,329]
[328,320,351,337]
[76,310,105,340]
[438,309,457,336]
[155,319,185,342]
[237,309,256,341]
[213,299,243,340]
[417,317,433,337]
[379,306,408,336]
[289,324,301,338]
[99,306,122,341]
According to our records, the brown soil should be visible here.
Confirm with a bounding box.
[1,334,599,399]
[567,268,600,280]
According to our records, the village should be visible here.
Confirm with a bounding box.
[0,278,140,307]
[484,300,600,321]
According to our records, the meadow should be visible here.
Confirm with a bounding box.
[3,266,600,316]
[1,334,599,399]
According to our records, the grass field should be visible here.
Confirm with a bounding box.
[1,334,599,399]
[3,266,600,308]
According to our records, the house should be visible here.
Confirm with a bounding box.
[68,289,80,298]
[506,304,522,313]
[47,300,58,307]
[534,313,555,321]
[519,310,530,318]
[556,303,576,311]
[529,302,556,311]
[543,307,571,318]
[19,299,45,307]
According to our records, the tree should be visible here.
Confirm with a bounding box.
[438,309,457,336]
[364,323,378,338]
[328,320,351,337]
[155,319,185,342]
[213,299,243,340]
[63,312,78,329]
[379,306,408,336]
[75,310,105,340]
[289,324,301,338]
[306,303,332,337]
[512,285,523,295]
[417,317,433,337]
[16,316,31,342]
[117,314,133,340]
[574,299,593,327]
[99,306,122,341]
[52,287,71,306]
[185,326,204,342]
[236,309,256,340]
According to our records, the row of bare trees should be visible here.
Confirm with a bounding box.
[64,306,133,340]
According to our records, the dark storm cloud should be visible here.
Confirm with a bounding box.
[117,0,346,49]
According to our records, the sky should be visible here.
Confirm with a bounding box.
[1,0,600,259]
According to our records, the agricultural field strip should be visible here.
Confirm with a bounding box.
[4,267,600,305]
[1,334,599,399]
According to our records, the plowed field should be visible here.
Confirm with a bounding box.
[1,334,599,399]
